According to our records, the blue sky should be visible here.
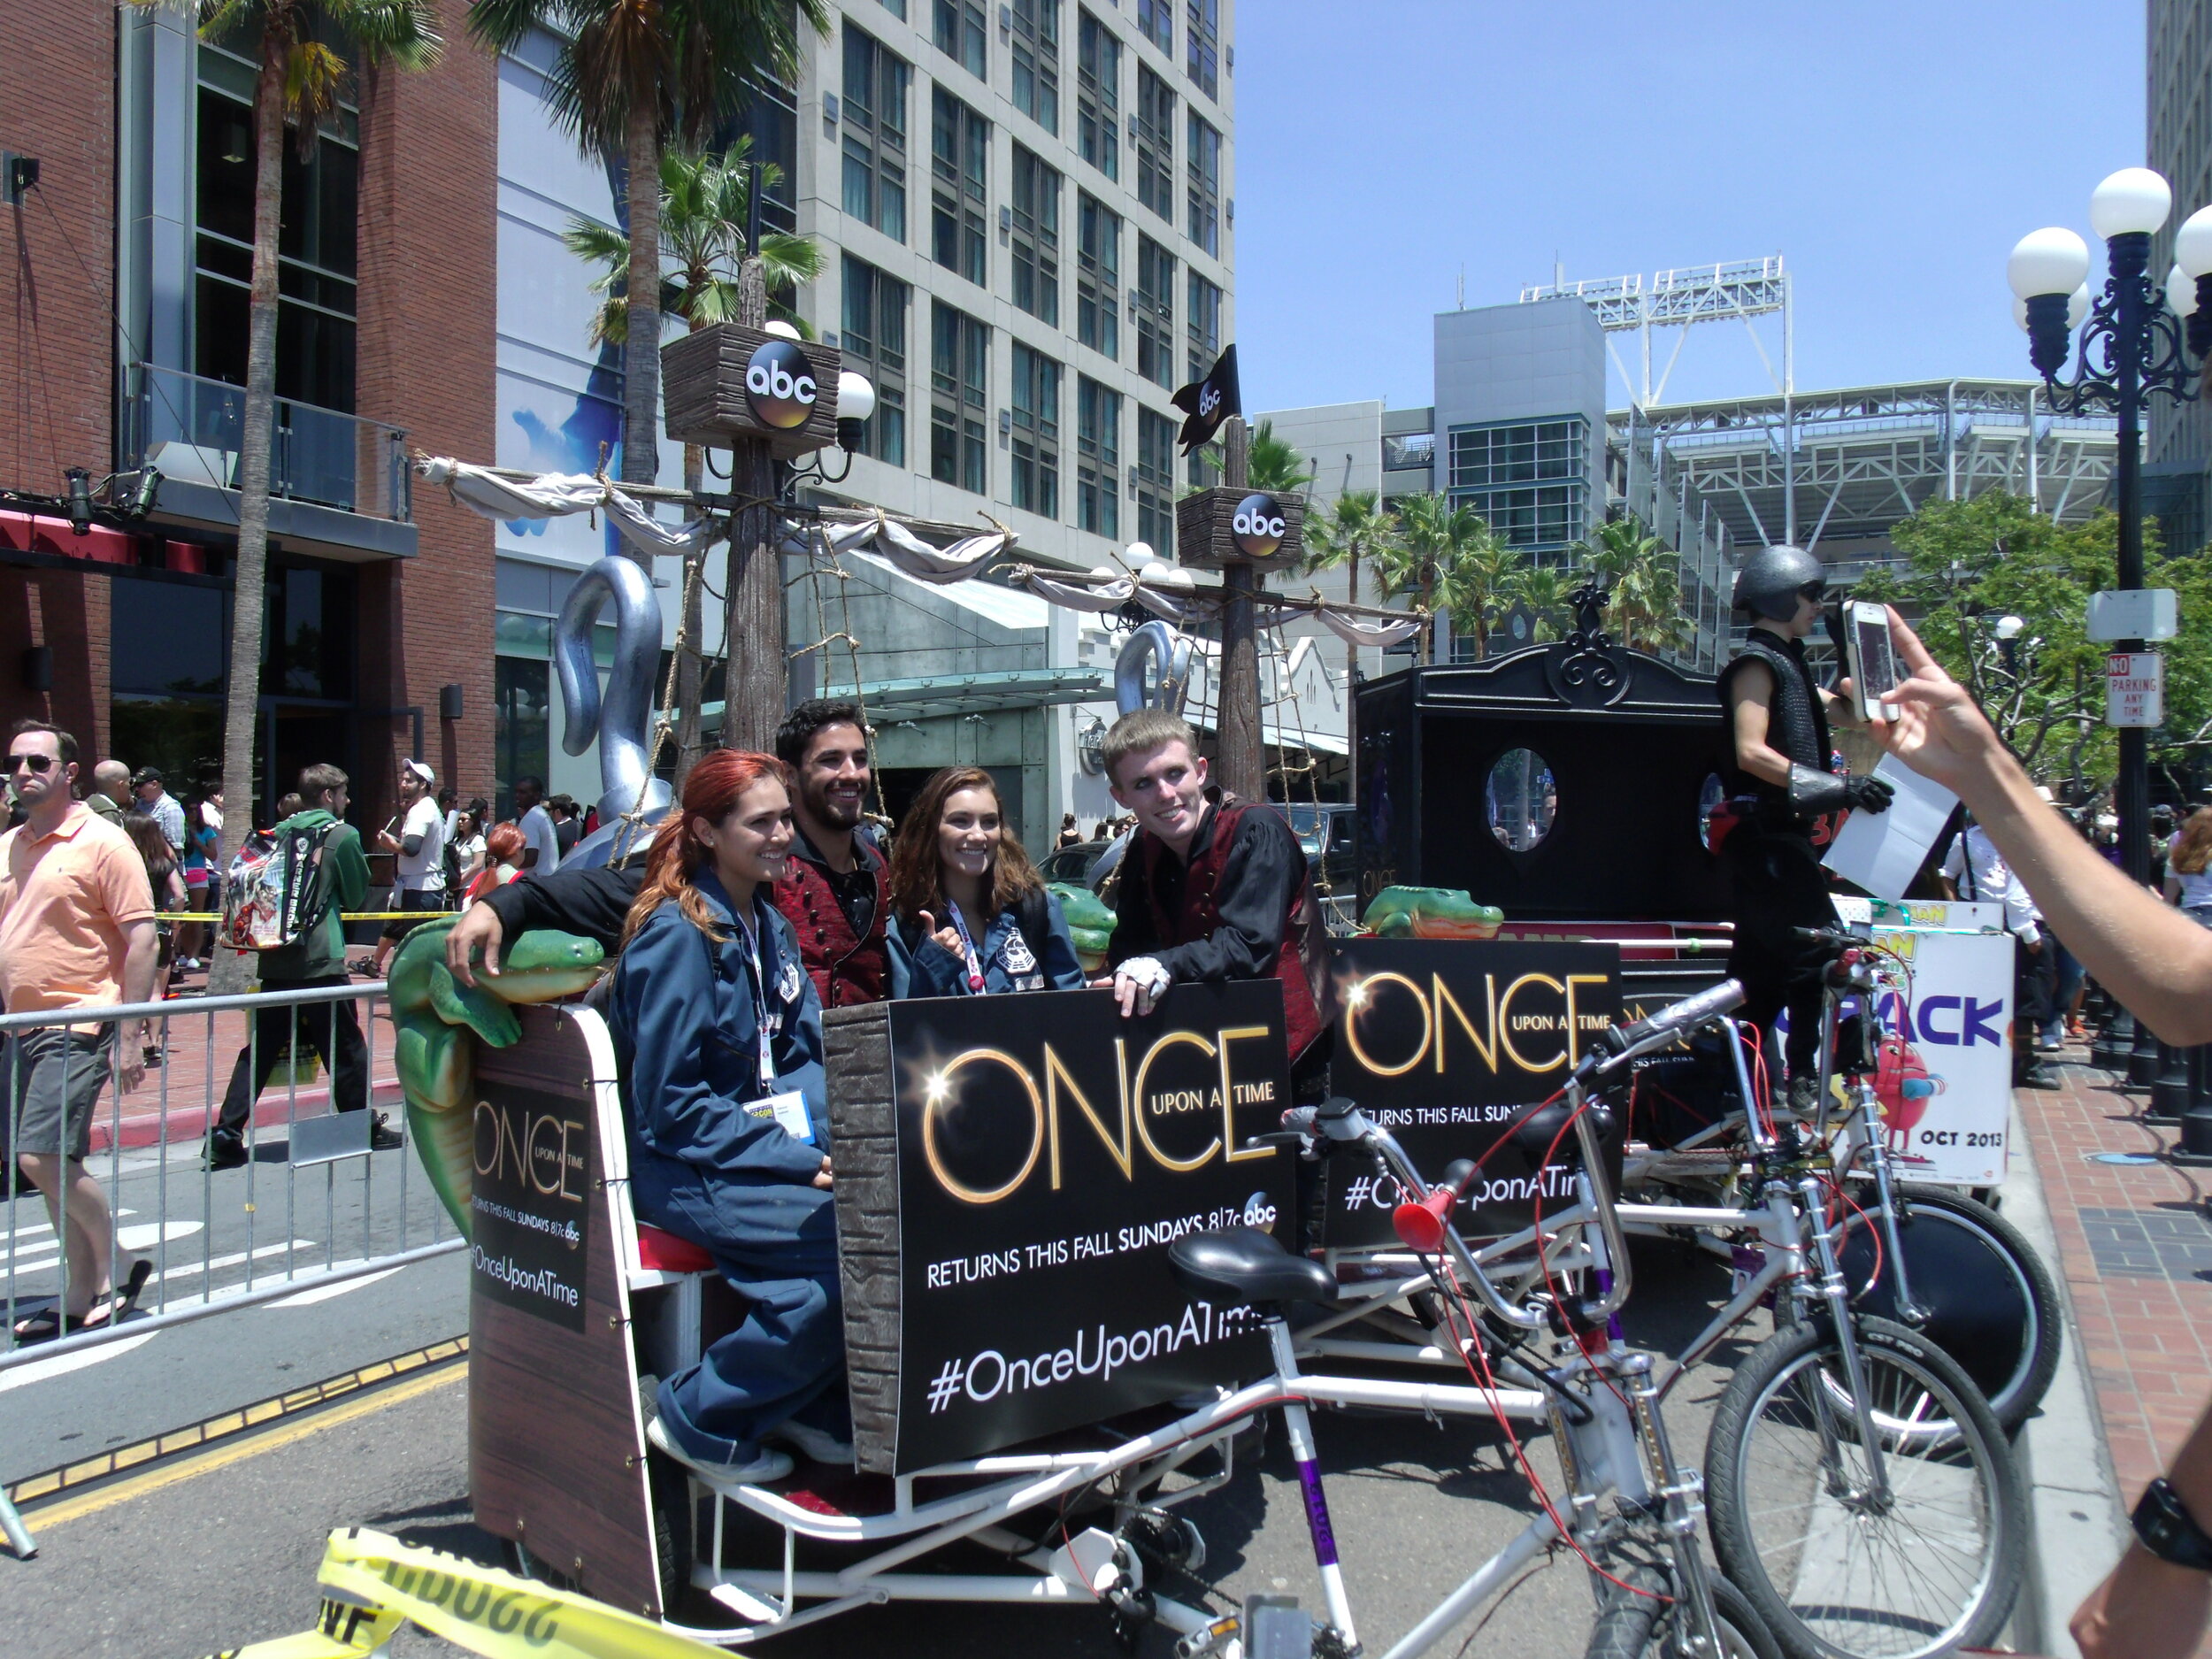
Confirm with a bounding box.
[1235,2,2147,417]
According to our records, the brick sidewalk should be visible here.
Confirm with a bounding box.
[2016,1040,2212,1504]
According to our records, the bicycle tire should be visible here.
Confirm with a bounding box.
[1586,1567,1784,1659]
[1705,1315,2025,1659]
[1836,1183,2061,1433]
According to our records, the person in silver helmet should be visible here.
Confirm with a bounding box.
[1717,545,1893,1108]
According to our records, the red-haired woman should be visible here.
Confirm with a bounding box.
[609,749,844,1483]
[884,766,1086,997]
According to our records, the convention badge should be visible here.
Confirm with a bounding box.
[744,1088,814,1144]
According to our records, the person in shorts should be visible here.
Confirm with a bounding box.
[1,720,159,1340]
[370,758,448,978]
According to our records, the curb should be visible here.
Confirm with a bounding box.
[2001,1084,2131,1659]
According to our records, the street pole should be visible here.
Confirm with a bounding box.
[1216,416,1266,803]
[719,168,787,754]
[2111,230,2153,891]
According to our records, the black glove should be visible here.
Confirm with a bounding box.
[1788,764,1893,816]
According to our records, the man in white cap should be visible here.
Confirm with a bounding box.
[369,757,447,978]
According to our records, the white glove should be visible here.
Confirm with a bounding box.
[1112,956,1172,1018]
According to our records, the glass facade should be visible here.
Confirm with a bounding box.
[931,300,989,493]
[1077,376,1120,538]
[930,88,989,284]
[1186,110,1221,256]
[1447,417,1592,550]
[1185,0,1219,99]
[1010,343,1062,517]
[1077,193,1120,360]
[934,0,987,77]
[1135,234,1175,388]
[1134,65,1175,222]
[841,254,910,465]
[1010,0,1059,134]
[1136,405,1177,554]
[1010,144,1061,326]
[841,24,910,242]
[1076,10,1119,181]
[1137,0,1172,54]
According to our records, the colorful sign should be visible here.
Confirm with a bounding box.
[883,982,1294,1472]
[1327,940,1623,1244]
[1861,900,2015,1185]
[469,1080,591,1332]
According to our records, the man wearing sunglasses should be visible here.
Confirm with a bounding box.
[1719,546,1894,1108]
[0,721,159,1340]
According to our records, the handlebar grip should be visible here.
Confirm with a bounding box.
[1602,979,1747,1057]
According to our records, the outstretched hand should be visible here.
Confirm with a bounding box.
[444,902,505,988]
[1863,608,2008,802]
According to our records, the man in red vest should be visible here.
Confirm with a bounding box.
[1098,710,1328,1086]
[444,700,891,1008]
[770,700,889,1008]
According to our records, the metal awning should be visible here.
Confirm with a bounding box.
[701,667,1109,726]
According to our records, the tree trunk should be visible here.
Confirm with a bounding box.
[721,257,786,751]
[1344,543,1359,809]
[1419,562,1436,664]
[618,96,661,511]
[209,41,287,995]
[1215,418,1266,803]
[672,436,706,787]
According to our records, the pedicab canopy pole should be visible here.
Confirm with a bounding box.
[193,1526,730,1659]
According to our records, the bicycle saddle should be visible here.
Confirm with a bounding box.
[1507,1100,1613,1161]
[1168,1227,1337,1310]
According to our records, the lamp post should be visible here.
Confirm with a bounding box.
[2008,168,2212,900]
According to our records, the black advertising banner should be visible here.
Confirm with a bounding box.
[1328,941,1622,1246]
[1171,344,1241,452]
[888,982,1293,1471]
[469,1079,592,1331]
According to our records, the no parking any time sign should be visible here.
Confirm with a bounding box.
[2107,651,2164,727]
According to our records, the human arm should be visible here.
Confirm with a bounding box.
[612,914,827,1184]
[1039,893,1088,991]
[2072,1397,2212,1659]
[447,856,643,985]
[1725,657,1892,813]
[890,914,972,998]
[1869,609,2212,1042]
[1148,812,1302,985]
[118,918,157,1092]
[326,826,372,913]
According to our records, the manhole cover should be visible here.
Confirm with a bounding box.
[2088,1151,2162,1165]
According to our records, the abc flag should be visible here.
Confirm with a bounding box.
[1171,344,1240,453]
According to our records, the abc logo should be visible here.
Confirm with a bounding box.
[1197,383,1221,418]
[1231,493,1287,558]
[743,339,818,430]
[1241,1192,1278,1234]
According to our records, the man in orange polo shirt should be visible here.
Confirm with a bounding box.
[0,720,159,1341]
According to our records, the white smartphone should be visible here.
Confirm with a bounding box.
[1846,601,1901,723]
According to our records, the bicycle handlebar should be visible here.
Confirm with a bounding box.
[1595,979,1746,1070]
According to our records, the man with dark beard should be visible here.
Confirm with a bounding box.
[442,701,889,1000]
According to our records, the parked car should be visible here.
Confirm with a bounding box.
[1280,803,1356,901]
[1041,838,1115,887]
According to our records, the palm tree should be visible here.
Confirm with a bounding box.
[563,141,820,352]
[1581,515,1678,652]
[128,0,440,923]
[1434,516,1521,662]
[1246,419,1309,493]
[1504,565,1573,644]
[1303,489,1396,618]
[1379,494,1451,662]
[467,0,831,494]
[563,142,820,781]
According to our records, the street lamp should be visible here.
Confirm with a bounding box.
[1993,611,2025,677]
[2007,166,2212,897]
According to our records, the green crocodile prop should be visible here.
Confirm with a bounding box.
[1362,886,1505,941]
[387,916,606,1237]
[1050,881,1117,974]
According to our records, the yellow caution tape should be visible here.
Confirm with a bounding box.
[198,1526,733,1659]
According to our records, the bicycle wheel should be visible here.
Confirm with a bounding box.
[1837,1183,2061,1433]
[1586,1568,1784,1659]
[1705,1316,2025,1659]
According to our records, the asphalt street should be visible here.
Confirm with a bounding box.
[0,1235,1751,1659]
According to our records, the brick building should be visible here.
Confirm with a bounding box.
[0,4,496,839]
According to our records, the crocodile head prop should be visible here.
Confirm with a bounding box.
[388,916,605,1237]
[1361,886,1505,941]
[1049,881,1118,974]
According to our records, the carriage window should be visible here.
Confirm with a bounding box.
[1486,749,1556,851]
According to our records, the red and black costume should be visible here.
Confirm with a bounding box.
[772,826,890,1008]
[1107,788,1327,1071]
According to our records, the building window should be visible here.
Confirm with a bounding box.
[731,77,799,234]
[935,0,987,78]
[1138,0,1171,55]
[932,301,989,494]
[1077,10,1119,181]
[1011,343,1062,518]
[1185,0,1218,98]
[879,0,906,16]
[1010,144,1061,327]
[1186,269,1220,389]
[931,88,989,285]
[195,83,357,411]
[1077,192,1120,360]
[1011,0,1059,134]
[841,24,910,242]
[1134,65,1175,221]
[841,255,910,465]
[1078,376,1121,539]
[1186,110,1221,256]
[1448,418,1592,550]
[1135,234,1175,388]
[1136,405,1177,554]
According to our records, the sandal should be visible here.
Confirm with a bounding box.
[69,1259,153,1336]
[10,1307,63,1346]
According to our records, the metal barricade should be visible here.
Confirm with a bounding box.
[1,981,461,1373]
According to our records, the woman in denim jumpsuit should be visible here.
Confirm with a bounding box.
[883,766,1087,998]
[611,750,846,1481]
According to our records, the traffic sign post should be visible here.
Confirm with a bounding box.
[2107,651,2165,727]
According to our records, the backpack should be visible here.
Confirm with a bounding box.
[221,818,338,952]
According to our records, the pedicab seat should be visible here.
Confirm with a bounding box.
[1169,1226,1338,1310]
[634,1225,715,1277]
